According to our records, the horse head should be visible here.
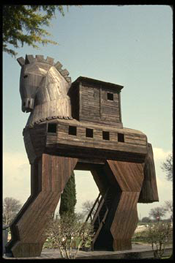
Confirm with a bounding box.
[17,55,72,125]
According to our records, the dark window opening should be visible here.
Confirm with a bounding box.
[48,123,57,133]
[86,128,93,138]
[103,131,110,140]
[118,133,124,142]
[69,126,77,136]
[107,92,114,101]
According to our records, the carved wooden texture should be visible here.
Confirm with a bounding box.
[9,154,78,257]
[107,160,144,250]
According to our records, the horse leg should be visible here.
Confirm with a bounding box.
[107,160,144,250]
[7,154,78,257]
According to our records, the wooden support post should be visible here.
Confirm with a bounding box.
[107,160,144,251]
[8,154,78,257]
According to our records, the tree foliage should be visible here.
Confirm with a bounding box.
[145,221,172,259]
[161,154,173,181]
[141,217,150,223]
[44,213,94,259]
[149,206,166,221]
[59,172,77,217]
[163,200,173,221]
[3,197,22,225]
[3,5,66,56]
[82,200,95,218]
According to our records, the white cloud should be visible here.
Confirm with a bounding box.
[153,147,172,179]
[153,147,171,161]
[3,152,30,204]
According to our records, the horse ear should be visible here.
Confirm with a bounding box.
[17,57,25,67]
[25,55,35,64]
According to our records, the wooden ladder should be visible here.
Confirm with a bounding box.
[83,188,111,249]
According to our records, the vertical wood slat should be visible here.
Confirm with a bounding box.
[107,160,144,251]
[11,154,78,257]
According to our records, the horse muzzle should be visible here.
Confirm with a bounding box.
[22,98,34,112]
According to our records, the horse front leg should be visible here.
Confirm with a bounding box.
[7,154,78,257]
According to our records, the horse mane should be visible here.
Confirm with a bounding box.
[17,54,71,84]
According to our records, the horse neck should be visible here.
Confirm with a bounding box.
[37,67,69,103]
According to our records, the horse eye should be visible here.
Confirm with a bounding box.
[24,75,28,78]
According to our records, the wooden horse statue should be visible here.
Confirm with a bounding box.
[6,55,159,257]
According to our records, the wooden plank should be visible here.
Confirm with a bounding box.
[125,138,147,146]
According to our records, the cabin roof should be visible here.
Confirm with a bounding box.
[70,76,123,92]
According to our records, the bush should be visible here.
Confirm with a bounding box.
[44,212,94,259]
[145,221,172,259]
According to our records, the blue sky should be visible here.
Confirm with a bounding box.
[3,5,172,219]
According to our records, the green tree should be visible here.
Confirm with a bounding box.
[3,5,67,57]
[149,206,166,221]
[59,172,77,216]
[141,217,150,223]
